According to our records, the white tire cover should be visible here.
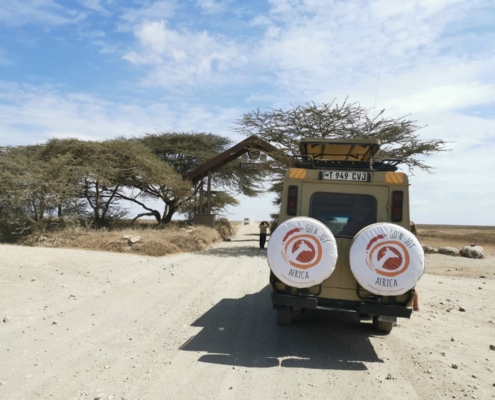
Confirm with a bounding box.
[267,217,338,288]
[350,223,424,296]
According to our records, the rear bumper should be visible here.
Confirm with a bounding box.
[271,293,412,319]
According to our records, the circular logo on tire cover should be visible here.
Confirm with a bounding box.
[350,223,425,296]
[282,233,322,269]
[365,236,410,277]
[267,217,338,289]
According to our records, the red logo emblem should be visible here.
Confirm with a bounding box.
[365,234,410,277]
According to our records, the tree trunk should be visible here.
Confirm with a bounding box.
[161,207,176,224]
[94,182,101,223]
[132,210,162,224]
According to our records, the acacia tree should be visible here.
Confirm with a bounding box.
[43,138,189,225]
[41,139,129,224]
[0,144,79,223]
[123,132,267,224]
[236,99,447,169]
[235,99,448,204]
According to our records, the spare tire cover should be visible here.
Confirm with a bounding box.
[267,217,338,288]
[350,223,424,296]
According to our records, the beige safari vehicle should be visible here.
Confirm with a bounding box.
[267,138,424,333]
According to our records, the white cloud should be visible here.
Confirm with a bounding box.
[120,1,494,98]
[79,0,111,15]
[123,20,246,89]
[253,0,474,92]
[0,82,243,146]
[120,1,176,23]
[0,0,86,27]
[196,0,228,14]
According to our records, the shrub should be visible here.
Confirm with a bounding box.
[215,218,235,239]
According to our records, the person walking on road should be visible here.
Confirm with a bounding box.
[259,221,270,249]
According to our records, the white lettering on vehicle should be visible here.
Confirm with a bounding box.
[374,277,398,287]
[288,269,310,279]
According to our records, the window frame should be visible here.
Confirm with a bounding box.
[309,192,378,238]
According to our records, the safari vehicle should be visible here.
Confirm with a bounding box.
[244,218,250,225]
[267,138,424,333]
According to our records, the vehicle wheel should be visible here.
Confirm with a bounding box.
[267,217,337,289]
[349,223,425,297]
[372,316,394,333]
[276,308,293,325]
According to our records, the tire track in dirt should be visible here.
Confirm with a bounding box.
[385,333,442,399]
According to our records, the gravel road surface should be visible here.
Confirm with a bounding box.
[1,224,494,399]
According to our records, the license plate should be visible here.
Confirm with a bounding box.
[321,171,370,182]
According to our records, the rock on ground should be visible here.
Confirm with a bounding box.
[438,247,460,257]
[460,245,484,259]
[422,245,437,254]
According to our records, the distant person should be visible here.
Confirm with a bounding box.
[410,221,418,236]
[410,221,420,311]
[259,221,270,249]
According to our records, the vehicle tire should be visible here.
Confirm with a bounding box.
[349,223,425,296]
[372,315,394,333]
[267,217,338,288]
[276,308,293,325]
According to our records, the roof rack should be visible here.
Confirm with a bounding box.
[295,138,403,171]
[293,154,403,171]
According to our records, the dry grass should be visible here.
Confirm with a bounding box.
[416,224,495,252]
[18,221,229,257]
[214,218,235,239]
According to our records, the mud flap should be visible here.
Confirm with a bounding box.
[378,315,397,323]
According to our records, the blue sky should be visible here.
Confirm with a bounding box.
[1,0,494,225]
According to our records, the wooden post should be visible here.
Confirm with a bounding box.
[194,184,197,215]
[207,170,212,214]
[199,176,204,214]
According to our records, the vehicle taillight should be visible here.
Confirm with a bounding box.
[391,191,403,222]
[287,185,298,216]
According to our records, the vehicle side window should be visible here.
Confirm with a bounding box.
[310,193,377,237]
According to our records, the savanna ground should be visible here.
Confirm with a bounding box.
[1,223,494,399]
[417,224,495,253]
[416,224,495,278]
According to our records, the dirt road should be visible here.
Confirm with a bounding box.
[1,224,495,400]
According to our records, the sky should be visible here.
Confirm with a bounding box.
[0,0,494,226]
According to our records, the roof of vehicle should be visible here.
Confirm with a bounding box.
[299,138,381,161]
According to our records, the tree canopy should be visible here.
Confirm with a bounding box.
[235,99,448,207]
[0,132,268,230]
[235,99,447,172]
[128,132,266,223]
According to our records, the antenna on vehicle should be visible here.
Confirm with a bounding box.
[373,47,385,120]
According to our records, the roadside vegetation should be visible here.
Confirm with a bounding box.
[0,132,264,249]
[15,219,238,257]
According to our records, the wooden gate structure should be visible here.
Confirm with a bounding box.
[184,135,278,226]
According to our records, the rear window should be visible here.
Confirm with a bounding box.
[310,193,377,237]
